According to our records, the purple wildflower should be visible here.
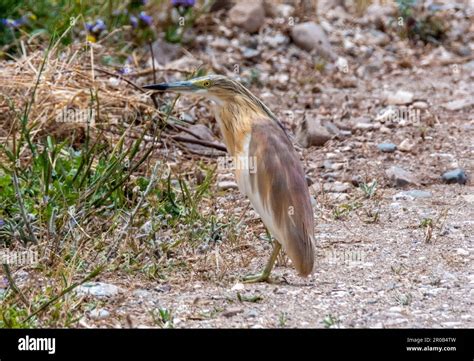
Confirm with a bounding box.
[92,19,106,33]
[0,219,4,227]
[171,0,195,7]
[130,15,138,28]
[1,18,25,28]
[86,19,106,35]
[138,11,152,26]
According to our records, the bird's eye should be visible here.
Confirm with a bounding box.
[203,81,210,87]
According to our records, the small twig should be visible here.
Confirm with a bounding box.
[2,263,29,307]
[171,135,227,152]
[90,67,146,93]
[128,67,192,78]
[12,171,38,244]
[22,266,103,323]
[149,42,157,84]
[105,161,162,260]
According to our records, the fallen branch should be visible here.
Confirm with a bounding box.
[171,135,227,152]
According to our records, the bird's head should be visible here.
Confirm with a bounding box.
[144,74,253,105]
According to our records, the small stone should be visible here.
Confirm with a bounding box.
[76,282,122,298]
[296,118,333,147]
[323,182,351,193]
[442,168,467,185]
[242,48,260,59]
[386,166,419,187]
[398,138,416,152]
[355,122,374,130]
[276,4,294,17]
[330,163,344,171]
[89,308,110,320]
[326,192,350,203]
[393,190,432,200]
[231,283,245,291]
[442,98,474,111]
[386,90,414,105]
[222,307,244,318]
[377,142,397,153]
[290,22,335,59]
[229,1,265,33]
[462,194,474,203]
[412,101,429,110]
[218,181,239,190]
[456,248,469,256]
[351,175,363,187]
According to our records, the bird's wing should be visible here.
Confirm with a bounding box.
[236,119,315,276]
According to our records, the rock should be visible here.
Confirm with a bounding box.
[393,190,432,200]
[323,182,351,193]
[412,101,429,110]
[398,138,416,152]
[276,4,294,17]
[442,168,467,184]
[326,192,350,203]
[351,175,363,187]
[456,248,469,256]
[151,39,181,66]
[442,98,474,111]
[355,122,378,130]
[296,117,333,147]
[231,282,245,291]
[377,143,397,153]
[76,282,122,298]
[386,166,419,187]
[366,29,390,46]
[222,307,244,318]
[290,22,335,59]
[89,308,110,320]
[386,90,414,105]
[229,1,265,33]
[218,181,239,190]
[263,33,288,48]
[210,0,234,11]
[462,194,474,203]
[242,48,260,59]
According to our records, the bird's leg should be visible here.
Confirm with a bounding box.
[243,241,282,283]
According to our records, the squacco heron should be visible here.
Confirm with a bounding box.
[144,75,315,283]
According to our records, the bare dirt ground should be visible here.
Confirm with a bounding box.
[2,1,472,329]
[81,61,473,328]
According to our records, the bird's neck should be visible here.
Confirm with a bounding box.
[214,96,266,156]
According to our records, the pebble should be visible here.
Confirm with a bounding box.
[76,282,122,298]
[456,248,469,256]
[89,308,110,320]
[222,307,244,318]
[386,90,414,105]
[218,181,239,190]
[398,138,415,152]
[386,166,419,187]
[377,142,397,153]
[393,190,432,200]
[442,169,467,185]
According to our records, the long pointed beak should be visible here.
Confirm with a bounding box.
[143,80,197,92]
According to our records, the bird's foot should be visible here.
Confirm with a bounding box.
[242,272,272,284]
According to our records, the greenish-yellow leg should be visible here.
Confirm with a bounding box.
[243,241,282,283]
